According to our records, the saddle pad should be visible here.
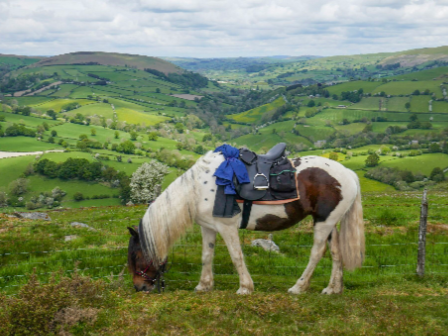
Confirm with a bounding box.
[236,197,299,205]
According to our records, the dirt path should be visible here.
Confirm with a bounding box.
[0,150,64,159]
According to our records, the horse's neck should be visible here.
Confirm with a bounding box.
[141,164,202,263]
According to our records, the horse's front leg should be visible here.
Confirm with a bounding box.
[195,226,217,292]
[218,224,254,294]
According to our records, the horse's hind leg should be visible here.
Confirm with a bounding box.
[288,221,335,294]
[195,226,216,292]
[322,227,343,294]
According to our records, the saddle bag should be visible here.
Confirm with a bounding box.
[269,158,296,192]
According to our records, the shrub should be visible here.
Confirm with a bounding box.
[74,192,84,201]
[0,191,7,207]
[329,152,338,161]
[9,178,29,196]
[365,153,380,167]
[430,167,445,182]
[0,271,103,335]
[130,161,169,204]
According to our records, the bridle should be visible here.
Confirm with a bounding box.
[135,259,168,293]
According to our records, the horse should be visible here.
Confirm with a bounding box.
[127,151,364,294]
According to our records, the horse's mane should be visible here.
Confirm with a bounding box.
[139,151,216,266]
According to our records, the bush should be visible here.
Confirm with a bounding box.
[9,178,29,196]
[365,153,380,167]
[130,161,169,204]
[74,192,84,201]
[0,191,8,207]
[0,271,103,335]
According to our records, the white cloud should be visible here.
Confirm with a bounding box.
[0,0,447,57]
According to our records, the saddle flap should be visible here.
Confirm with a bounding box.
[239,148,257,165]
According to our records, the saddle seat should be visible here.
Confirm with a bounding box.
[235,143,299,202]
[258,143,286,161]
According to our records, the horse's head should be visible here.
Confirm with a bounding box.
[127,226,165,292]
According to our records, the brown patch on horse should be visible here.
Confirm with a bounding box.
[255,167,342,231]
[292,157,301,167]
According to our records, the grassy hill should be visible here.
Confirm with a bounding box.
[29,52,184,74]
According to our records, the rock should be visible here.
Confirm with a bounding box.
[14,212,51,221]
[70,222,95,230]
[251,235,280,253]
[65,235,78,242]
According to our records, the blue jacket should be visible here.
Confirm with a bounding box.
[213,144,249,194]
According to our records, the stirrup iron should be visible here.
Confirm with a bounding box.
[253,173,269,190]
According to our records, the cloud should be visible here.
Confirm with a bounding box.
[0,0,447,57]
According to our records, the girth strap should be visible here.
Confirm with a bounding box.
[240,200,253,229]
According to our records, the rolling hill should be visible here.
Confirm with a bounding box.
[28,52,184,74]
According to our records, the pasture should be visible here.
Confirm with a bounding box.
[1,190,448,335]
[228,96,285,123]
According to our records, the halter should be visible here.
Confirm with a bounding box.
[135,259,168,293]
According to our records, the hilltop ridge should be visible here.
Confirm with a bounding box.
[28,51,184,74]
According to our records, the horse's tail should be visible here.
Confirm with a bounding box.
[339,170,365,270]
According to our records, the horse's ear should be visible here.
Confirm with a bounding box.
[128,227,139,238]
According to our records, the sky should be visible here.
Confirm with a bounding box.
[1,0,448,58]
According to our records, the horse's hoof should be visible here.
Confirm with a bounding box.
[236,287,252,295]
[194,284,213,292]
[288,286,306,295]
[321,286,342,295]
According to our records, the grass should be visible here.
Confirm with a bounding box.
[33,98,94,113]
[0,111,60,128]
[228,97,285,123]
[0,137,63,152]
[349,97,380,110]
[327,81,381,96]
[386,97,410,112]
[1,190,448,334]
[380,153,448,174]
[374,80,444,98]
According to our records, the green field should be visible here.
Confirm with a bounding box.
[0,111,60,128]
[228,97,285,123]
[386,97,410,112]
[0,137,63,152]
[374,80,444,98]
[327,81,381,96]
[380,153,448,175]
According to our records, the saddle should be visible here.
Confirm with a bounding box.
[235,143,299,203]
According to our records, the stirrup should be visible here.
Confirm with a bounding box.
[254,173,269,190]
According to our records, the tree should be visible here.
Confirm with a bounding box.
[130,161,169,204]
[405,102,411,110]
[175,123,184,134]
[42,122,49,131]
[148,132,158,141]
[91,128,96,136]
[130,131,138,141]
[114,131,119,139]
[329,152,338,161]
[429,143,441,153]
[51,130,57,137]
[430,167,445,182]
[156,88,161,93]
[47,109,57,120]
[48,137,54,143]
[365,153,380,167]
[307,100,315,107]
